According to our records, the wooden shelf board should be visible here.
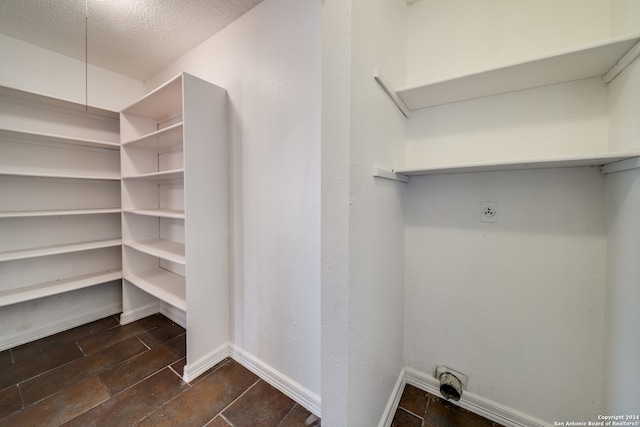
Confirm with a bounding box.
[396,34,640,110]
[0,128,119,150]
[0,208,121,218]
[123,209,185,219]
[121,169,184,181]
[0,171,120,181]
[122,122,183,150]
[395,152,640,176]
[0,238,122,262]
[124,268,186,311]
[124,239,185,265]
[0,269,122,308]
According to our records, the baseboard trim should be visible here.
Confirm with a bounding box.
[230,344,321,417]
[158,302,186,328]
[405,368,550,427]
[183,341,231,383]
[0,302,122,351]
[379,367,407,427]
[119,303,159,325]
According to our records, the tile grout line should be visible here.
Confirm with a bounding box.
[209,378,262,423]
[276,403,299,427]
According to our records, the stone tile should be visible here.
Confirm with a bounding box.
[279,404,321,427]
[0,350,12,370]
[222,379,297,427]
[391,408,423,427]
[61,368,187,427]
[398,384,428,417]
[424,393,501,427]
[136,321,185,348]
[20,336,147,406]
[10,316,119,362]
[185,357,233,385]
[99,333,186,395]
[0,377,109,427]
[170,357,186,377]
[134,359,259,427]
[77,314,172,355]
[0,385,22,419]
[205,416,232,427]
[0,340,83,390]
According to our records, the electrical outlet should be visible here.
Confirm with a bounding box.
[481,201,497,223]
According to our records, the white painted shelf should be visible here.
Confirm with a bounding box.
[121,76,183,123]
[124,239,185,265]
[379,34,640,111]
[0,269,122,308]
[123,209,185,219]
[122,122,183,149]
[0,128,120,150]
[0,171,120,181]
[393,152,640,176]
[121,169,184,181]
[0,238,122,262]
[0,208,121,218]
[124,268,186,311]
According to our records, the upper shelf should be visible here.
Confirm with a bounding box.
[378,34,640,112]
[121,74,182,122]
[0,128,120,150]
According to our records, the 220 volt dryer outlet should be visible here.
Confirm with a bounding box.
[481,201,497,223]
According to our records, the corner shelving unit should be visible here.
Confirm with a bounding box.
[119,73,229,382]
[0,86,122,308]
[374,33,640,180]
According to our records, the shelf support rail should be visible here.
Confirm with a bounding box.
[373,166,409,183]
[373,68,410,117]
[604,39,640,83]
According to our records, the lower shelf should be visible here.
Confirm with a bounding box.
[124,239,185,265]
[0,269,122,308]
[0,239,122,262]
[124,268,186,311]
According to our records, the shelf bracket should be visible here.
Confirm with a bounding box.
[601,156,640,174]
[374,68,410,118]
[373,166,409,183]
[604,39,640,83]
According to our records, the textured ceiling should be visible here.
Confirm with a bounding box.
[0,0,264,81]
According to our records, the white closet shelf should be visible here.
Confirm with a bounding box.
[0,85,119,120]
[121,169,184,181]
[0,208,121,218]
[124,239,185,265]
[122,123,183,149]
[0,128,120,150]
[377,33,640,112]
[0,171,120,181]
[0,269,122,308]
[0,239,122,262]
[123,209,185,219]
[121,75,183,122]
[388,152,640,177]
[124,268,186,311]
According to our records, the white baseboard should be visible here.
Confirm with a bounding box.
[119,303,159,325]
[183,341,231,383]
[405,368,551,427]
[0,302,122,351]
[159,302,186,328]
[379,367,407,427]
[230,344,321,417]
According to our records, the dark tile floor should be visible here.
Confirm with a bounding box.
[0,313,320,427]
[391,384,505,427]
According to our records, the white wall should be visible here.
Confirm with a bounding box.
[348,0,407,424]
[403,1,619,423]
[604,2,640,411]
[0,33,143,111]
[146,0,321,406]
[406,0,610,86]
